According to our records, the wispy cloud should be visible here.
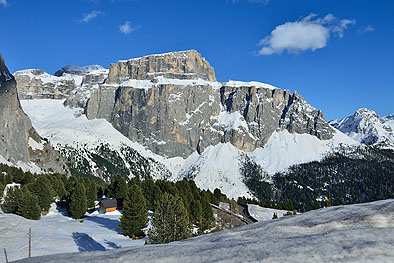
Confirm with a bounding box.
[257,14,355,56]
[231,0,270,5]
[0,0,8,7]
[119,21,140,35]
[358,25,375,34]
[79,10,104,23]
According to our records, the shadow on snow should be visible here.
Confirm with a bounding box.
[72,232,106,252]
[83,216,123,235]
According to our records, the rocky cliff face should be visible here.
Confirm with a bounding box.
[86,50,335,158]
[14,69,77,100]
[0,53,33,163]
[0,53,68,173]
[15,65,108,108]
[106,50,216,83]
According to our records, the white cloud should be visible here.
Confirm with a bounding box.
[358,25,375,34]
[258,14,355,55]
[333,19,356,38]
[79,10,104,23]
[119,21,140,35]
[0,0,8,7]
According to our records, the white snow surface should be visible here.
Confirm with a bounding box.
[215,111,249,132]
[249,129,359,175]
[0,203,144,262]
[225,80,278,90]
[19,99,183,176]
[331,108,394,149]
[0,154,42,174]
[247,204,290,221]
[15,199,394,263]
[109,76,221,90]
[28,138,44,151]
[177,143,253,199]
[60,65,105,74]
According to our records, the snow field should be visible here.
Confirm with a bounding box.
[0,203,144,262]
[14,199,394,263]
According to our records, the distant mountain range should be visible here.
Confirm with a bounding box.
[0,50,392,198]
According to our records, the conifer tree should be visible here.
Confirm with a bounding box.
[148,193,192,244]
[17,189,41,220]
[0,182,4,199]
[48,175,67,201]
[1,186,23,213]
[108,175,127,199]
[86,181,97,209]
[28,176,53,212]
[141,177,156,210]
[200,196,215,231]
[69,181,87,219]
[119,185,148,238]
[190,198,202,225]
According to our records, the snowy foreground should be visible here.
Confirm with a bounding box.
[14,199,394,263]
[0,203,144,262]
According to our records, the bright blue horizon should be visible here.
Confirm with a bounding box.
[1,0,393,120]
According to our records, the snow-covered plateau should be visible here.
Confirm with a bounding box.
[13,199,394,263]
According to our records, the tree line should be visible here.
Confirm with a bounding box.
[239,147,394,212]
[0,165,219,244]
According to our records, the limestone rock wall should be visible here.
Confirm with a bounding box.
[106,50,216,83]
[86,50,335,158]
[0,54,68,174]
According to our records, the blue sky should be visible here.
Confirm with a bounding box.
[0,0,393,120]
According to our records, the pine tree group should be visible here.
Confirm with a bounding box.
[148,192,192,244]
[18,189,41,220]
[27,176,53,212]
[119,184,148,238]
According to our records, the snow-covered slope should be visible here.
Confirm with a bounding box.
[0,203,144,262]
[248,204,290,221]
[20,99,360,198]
[16,199,394,263]
[175,129,359,198]
[330,108,394,149]
[20,99,183,180]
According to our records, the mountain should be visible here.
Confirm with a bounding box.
[14,199,394,263]
[0,54,67,174]
[14,65,108,108]
[13,50,360,197]
[86,50,335,158]
[330,108,394,149]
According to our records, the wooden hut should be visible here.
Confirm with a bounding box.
[98,198,124,214]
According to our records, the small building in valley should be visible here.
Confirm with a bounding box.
[98,198,124,214]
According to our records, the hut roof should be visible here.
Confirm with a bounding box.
[99,198,124,209]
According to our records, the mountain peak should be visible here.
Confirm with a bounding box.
[54,64,106,77]
[332,108,394,148]
[355,108,377,116]
[107,50,216,83]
